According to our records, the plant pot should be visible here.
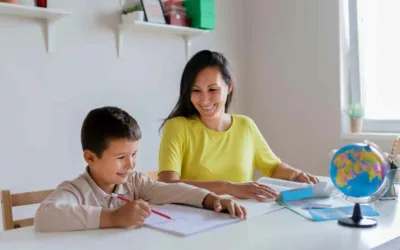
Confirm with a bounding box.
[122,11,145,24]
[0,0,19,3]
[350,118,363,133]
[122,13,135,24]
[132,11,144,21]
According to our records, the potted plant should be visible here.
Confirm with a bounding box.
[347,103,365,133]
[122,3,145,24]
[132,3,145,21]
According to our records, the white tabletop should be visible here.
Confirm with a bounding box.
[1,198,399,250]
[1,176,400,250]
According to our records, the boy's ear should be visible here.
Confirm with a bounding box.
[83,150,97,165]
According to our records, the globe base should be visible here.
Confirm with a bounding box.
[337,203,377,228]
[338,216,377,228]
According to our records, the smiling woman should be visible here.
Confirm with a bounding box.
[157,50,319,201]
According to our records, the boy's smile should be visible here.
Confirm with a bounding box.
[84,138,139,194]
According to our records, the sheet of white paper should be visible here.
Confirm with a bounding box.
[233,198,284,218]
[266,183,292,193]
[257,177,310,190]
[257,177,332,198]
[144,213,171,225]
[311,182,332,198]
[283,196,353,219]
[147,204,233,221]
[146,216,240,236]
[143,204,241,237]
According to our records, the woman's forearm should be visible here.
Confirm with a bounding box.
[271,163,301,180]
[163,179,232,195]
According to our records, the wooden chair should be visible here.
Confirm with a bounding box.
[1,189,53,231]
[145,171,159,181]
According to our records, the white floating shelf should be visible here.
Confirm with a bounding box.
[0,2,71,21]
[117,21,209,59]
[0,2,72,52]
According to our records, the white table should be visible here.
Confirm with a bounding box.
[1,198,399,250]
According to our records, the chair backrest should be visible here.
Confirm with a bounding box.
[145,171,158,181]
[1,189,53,231]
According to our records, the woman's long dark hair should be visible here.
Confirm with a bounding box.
[160,50,234,130]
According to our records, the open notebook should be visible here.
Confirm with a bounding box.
[143,178,327,236]
[144,204,242,236]
[257,176,339,198]
[144,198,285,236]
[144,200,285,236]
[257,176,311,192]
[257,177,360,221]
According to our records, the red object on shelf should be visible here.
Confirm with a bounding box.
[163,0,183,8]
[34,0,47,8]
[165,7,190,27]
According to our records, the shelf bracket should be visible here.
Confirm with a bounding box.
[44,19,54,53]
[184,36,192,61]
[117,27,123,58]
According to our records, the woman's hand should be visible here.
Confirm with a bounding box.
[228,182,278,201]
[272,163,320,185]
[293,172,319,184]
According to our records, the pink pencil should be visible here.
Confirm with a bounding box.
[111,193,172,220]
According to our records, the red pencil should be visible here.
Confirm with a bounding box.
[111,193,172,220]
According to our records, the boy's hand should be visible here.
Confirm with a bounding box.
[111,199,151,228]
[203,193,247,220]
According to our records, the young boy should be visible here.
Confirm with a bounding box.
[34,106,246,232]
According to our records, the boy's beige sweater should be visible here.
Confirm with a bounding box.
[34,169,210,232]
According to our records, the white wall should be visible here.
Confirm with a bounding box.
[244,0,343,176]
[243,0,396,177]
[0,0,245,229]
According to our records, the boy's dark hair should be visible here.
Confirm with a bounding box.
[81,106,142,157]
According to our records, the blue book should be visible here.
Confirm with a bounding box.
[308,205,379,222]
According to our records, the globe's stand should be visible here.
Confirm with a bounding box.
[337,171,393,228]
[338,203,377,228]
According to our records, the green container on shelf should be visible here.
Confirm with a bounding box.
[184,0,215,30]
[191,12,215,30]
[184,0,215,18]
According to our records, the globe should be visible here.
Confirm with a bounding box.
[329,141,391,228]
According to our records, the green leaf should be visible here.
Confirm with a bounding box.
[347,103,365,119]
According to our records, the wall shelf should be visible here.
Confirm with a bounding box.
[117,21,209,60]
[0,2,72,53]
